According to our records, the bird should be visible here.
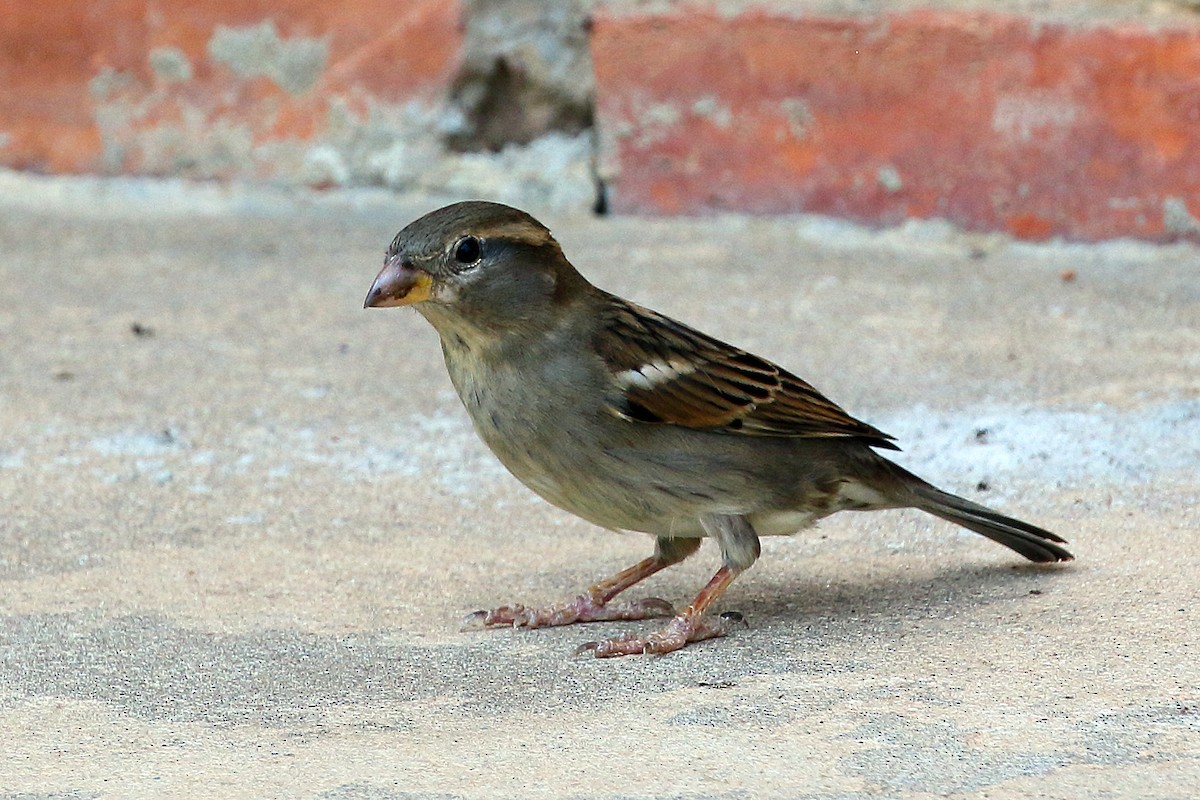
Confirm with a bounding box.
[363,201,1073,657]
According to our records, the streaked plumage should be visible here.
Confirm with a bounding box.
[364,201,1073,657]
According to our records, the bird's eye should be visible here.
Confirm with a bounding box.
[453,236,482,266]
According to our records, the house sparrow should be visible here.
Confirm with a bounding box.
[364,201,1073,657]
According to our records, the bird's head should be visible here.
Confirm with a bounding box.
[364,201,588,339]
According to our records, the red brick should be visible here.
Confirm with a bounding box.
[0,0,143,171]
[592,8,1200,241]
[0,0,462,175]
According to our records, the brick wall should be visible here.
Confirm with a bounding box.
[4,1,1199,241]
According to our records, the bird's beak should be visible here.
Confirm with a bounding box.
[363,256,433,308]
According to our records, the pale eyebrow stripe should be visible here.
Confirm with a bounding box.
[471,221,554,247]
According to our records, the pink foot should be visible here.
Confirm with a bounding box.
[461,594,676,630]
[575,612,746,658]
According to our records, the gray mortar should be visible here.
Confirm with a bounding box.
[447,0,598,150]
[876,165,903,193]
[207,21,329,95]
[1163,196,1200,236]
[148,47,193,84]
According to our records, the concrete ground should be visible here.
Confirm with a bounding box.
[1,174,1197,799]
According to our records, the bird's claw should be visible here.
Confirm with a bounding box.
[461,607,521,630]
[461,595,677,632]
[575,612,747,658]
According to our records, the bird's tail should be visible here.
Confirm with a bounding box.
[884,462,1074,563]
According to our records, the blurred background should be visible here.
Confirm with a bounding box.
[2,0,1200,235]
[3,5,1200,795]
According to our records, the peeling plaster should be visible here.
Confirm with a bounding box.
[1163,196,1200,236]
[148,47,193,84]
[992,91,1079,144]
[208,21,329,95]
[779,97,814,139]
[877,164,903,193]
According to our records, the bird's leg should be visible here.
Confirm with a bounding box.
[462,536,701,630]
[577,514,760,657]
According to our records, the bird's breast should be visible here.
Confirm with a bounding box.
[435,338,869,538]
[439,342,690,531]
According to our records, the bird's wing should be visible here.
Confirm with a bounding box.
[596,297,899,449]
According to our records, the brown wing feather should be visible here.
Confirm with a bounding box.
[597,296,899,449]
